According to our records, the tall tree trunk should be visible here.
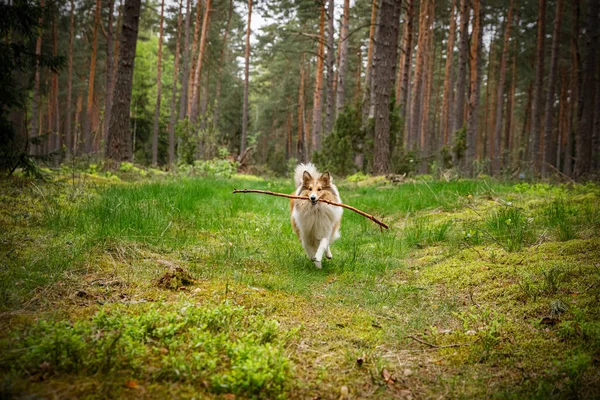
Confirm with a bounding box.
[441,0,457,147]
[408,0,429,151]
[84,0,102,154]
[152,0,165,166]
[287,111,292,159]
[505,27,518,169]
[297,55,306,162]
[530,0,546,173]
[466,0,483,175]
[398,0,413,122]
[213,0,234,129]
[336,0,350,117]
[452,0,469,139]
[240,0,251,155]
[104,0,115,153]
[311,3,326,152]
[52,16,60,163]
[29,0,44,155]
[168,0,183,168]
[324,0,335,135]
[372,0,401,175]
[564,0,579,177]
[491,0,514,175]
[113,0,123,85]
[190,0,212,125]
[65,0,75,160]
[575,0,599,177]
[178,0,192,121]
[187,0,202,117]
[362,0,379,123]
[106,0,141,162]
[419,9,436,174]
[541,0,563,176]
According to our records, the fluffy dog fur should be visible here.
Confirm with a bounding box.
[290,163,343,268]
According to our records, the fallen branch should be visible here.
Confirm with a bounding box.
[232,189,389,230]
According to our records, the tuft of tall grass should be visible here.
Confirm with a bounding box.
[542,199,576,241]
[486,206,532,252]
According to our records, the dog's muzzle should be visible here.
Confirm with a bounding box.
[310,194,318,205]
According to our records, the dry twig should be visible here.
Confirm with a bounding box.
[232,189,389,230]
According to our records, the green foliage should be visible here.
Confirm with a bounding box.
[313,107,364,177]
[0,302,293,397]
[542,198,576,241]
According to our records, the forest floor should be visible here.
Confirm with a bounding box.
[1,168,599,399]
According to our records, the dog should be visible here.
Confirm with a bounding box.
[290,163,343,269]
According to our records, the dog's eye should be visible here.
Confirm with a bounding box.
[318,188,322,191]
[308,187,312,191]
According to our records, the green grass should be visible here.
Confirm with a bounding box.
[1,174,600,398]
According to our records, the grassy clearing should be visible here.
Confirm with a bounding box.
[1,174,599,398]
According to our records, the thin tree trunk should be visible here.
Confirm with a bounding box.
[540,0,563,176]
[398,0,413,123]
[168,0,183,168]
[336,0,350,117]
[506,27,518,168]
[29,0,44,155]
[564,0,578,178]
[441,0,457,147]
[372,0,401,175]
[491,0,514,175]
[213,0,234,129]
[311,3,326,152]
[113,0,123,86]
[106,0,142,162]
[178,0,192,121]
[65,0,75,160]
[287,111,292,159]
[324,0,335,135]
[419,12,435,174]
[408,0,429,151]
[52,16,60,163]
[240,0,251,155]
[187,0,202,117]
[152,0,165,166]
[574,0,598,177]
[298,55,306,162]
[530,0,546,173]
[466,0,483,175]
[104,0,115,153]
[452,0,469,139]
[84,0,102,154]
[362,0,379,123]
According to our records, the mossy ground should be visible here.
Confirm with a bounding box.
[1,171,599,399]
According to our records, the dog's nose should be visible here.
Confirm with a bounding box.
[310,194,317,204]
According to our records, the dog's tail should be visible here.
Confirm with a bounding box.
[294,163,320,188]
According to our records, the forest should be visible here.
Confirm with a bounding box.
[1,0,600,398]
[1,0,599,178]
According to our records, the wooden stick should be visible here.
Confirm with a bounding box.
[232,189,389,230]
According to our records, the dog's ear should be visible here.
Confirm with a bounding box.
[303,170,313,186]
[319,172,331,187]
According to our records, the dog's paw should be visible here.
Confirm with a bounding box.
[326,249,333,259]
[314,260,322,269]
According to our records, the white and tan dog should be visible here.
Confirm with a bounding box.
[290,163,343,268]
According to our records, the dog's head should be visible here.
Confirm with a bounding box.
[301,171,332,205]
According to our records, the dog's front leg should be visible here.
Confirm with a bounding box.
[313,237,330,268]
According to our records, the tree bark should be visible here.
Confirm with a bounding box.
[335,0,350,117]
[324,0,335,135]
[564,0,579,177]
[240,0,251,155]
[540,0,563,176]
[297,55,306,162]
[575,0,599,177]
[466,0,483,176]
[29,0,44,155]
[65,0,75,160]
[491,0,514,175]
[106,0,141,162]
[362,0,379,123]
[399,0,413,134]
[104,0,115,153]
[441,0,457,147]
[213,0,234,129]
[408,0,429,151]
[178,0,192,121]
[84,0,102,154]
[530,0,546,173]
[452,0,469,138]
[168,0,183,168]
[372,0,401,175]
[505,22,518,169]
[187,0,202,118]
[152,0,165,166]
[311,3,326,152]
